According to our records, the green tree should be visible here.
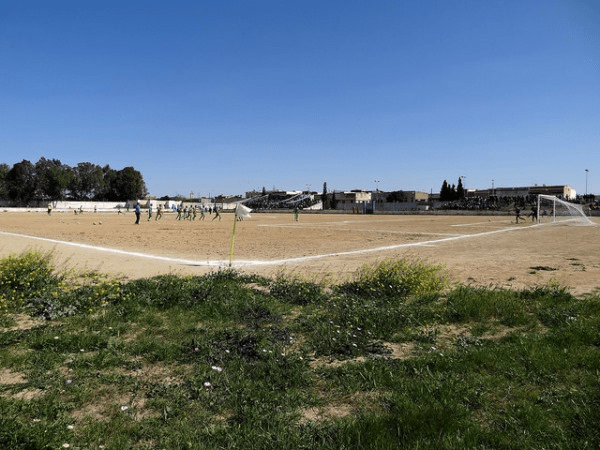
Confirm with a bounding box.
[5,160,36,205]
[330,191,338,210]
[456,177,465,200]
[98,164,119,200]
[0,163,9,200]
[114,166,148,200]
[322,182,329,209]
[69,162,105,200]
[34,157,73,200]
[440,180,450,201]
[386,191,407,202]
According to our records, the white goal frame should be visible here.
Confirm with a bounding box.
[536,195,595,226]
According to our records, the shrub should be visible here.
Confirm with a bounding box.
[337,258,450,299]
[0,250,64,317]
[269,274,326,305]
[26,278,128,320]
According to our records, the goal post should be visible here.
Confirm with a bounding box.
[536,195,595,226]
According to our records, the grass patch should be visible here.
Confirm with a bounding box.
[1,251,599,449]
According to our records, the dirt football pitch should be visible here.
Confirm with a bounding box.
[1,210,599,295]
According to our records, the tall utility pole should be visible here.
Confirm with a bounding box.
[585,169,589,197]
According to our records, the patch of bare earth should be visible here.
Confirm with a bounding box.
[12,388,45,401]
[0,368,27,385]
[384,342,415,359]
[71,392,158,423]
[299,404,354,423]
[105,361,194,384]
[70,362,194,423]
[0,369,46,401]
[4,313,45,332]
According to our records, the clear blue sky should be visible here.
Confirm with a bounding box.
[1,0,598,198]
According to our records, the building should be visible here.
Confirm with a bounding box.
[472,185,576,200]
[334,190,372,205]
[528,185,576,200]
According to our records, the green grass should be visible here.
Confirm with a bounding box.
[1,251,599,449]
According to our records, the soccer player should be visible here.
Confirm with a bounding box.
[530,206,537,223]
[514,206,522,223]
[134,202,141,224]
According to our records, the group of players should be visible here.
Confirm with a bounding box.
[514,205,552,224]
[139,203,222,224]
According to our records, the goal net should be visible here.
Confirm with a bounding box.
[537,195,595,226]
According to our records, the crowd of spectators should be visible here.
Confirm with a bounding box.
[436,194,593,211]
[245,194,319,211]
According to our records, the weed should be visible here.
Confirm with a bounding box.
[0,250,64,316]
[337,258,450,299]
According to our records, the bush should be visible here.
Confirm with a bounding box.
[269,274,326,305]
[0,250,64,317]
[337,258,450,299]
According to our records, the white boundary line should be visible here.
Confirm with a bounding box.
[0,223,538,269]
[260,223,462,236]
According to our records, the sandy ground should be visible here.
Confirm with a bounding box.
[1,209,599,295]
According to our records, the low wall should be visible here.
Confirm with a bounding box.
[0,200,126,212]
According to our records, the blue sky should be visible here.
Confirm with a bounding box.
[1,0,599,198]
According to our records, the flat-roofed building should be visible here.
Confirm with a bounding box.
[472,185,576,200]
[334,190,371,204]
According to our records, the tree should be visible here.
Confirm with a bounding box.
[113,166,148,200]
[456,177,465,200]
[440,180,450,201]
[330,191,338,210]
[386,191,407,202]
[5,160,36,205]
[34,157,73,200]
[322,182,329,210]
[0,163,9,200]
[98,165,119,201]
[69,162,105,200]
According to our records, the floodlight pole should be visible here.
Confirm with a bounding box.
[585,169,589,198]
[459,176,466,199]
